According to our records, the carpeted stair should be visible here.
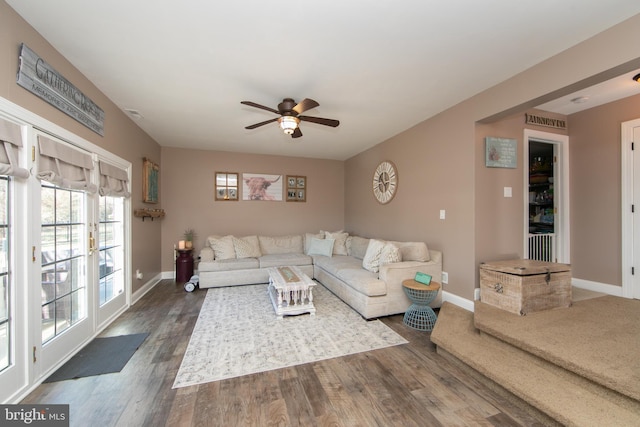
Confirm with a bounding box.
[431,298,640,426]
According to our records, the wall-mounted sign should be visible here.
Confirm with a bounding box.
[525,113,566,130]
[485,137,517,168]
[16,44,105,136]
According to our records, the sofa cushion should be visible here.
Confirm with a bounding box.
[322,230,348,255]
[307,237,334,257]
[362,239,386,273]
[259,253,313,268]
[198,257,259,272]
[389,241,431,262]
[233,235,262,258]
[347,236,370,260]
[208,235,236,260]
[259,235,303,255]
[313,255,386,297]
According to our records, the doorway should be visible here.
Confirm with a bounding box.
[523,129,570,263]
[621,118,640,299]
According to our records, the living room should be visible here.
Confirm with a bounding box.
[2,0,640,421]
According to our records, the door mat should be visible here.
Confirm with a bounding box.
[44,333,149,383]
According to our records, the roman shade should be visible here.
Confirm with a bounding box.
[0,118,29,179]
[98,161,130,198]
[36,135,97,193]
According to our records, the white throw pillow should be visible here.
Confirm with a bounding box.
[209,235,236,260]
[233,235,262,258]
[362,239,386,273]
[307,237,335,257]
[380,242,402,265]
[304,232,324,254]
[322,230,348,255]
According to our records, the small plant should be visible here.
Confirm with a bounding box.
[183,228,195,242]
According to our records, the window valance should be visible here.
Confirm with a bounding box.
[36,135,97,193]
[99,161,130,198]
[0,118,29,179]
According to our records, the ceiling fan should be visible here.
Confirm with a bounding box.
[241,98,339,138]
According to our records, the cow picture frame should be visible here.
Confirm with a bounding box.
[286,175,306,202]
[242,173,283,201]
[215,172,239,201]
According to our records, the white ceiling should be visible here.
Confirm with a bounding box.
[7,1,640,160]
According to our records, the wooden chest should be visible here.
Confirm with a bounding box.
[479,259,572,315]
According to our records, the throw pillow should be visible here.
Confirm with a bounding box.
[322,230,348,255]
[379,242,402,266]
[304,232,324,254]
[307,237,335,257]
[362,239,386,273]
[233,235,262,258]
[347,235,370,259]
[209,235,236,260]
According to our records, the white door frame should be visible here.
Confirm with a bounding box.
[621,118,640,299]
[523,129,570,263]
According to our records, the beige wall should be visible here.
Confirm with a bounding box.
[346,14,640,301]
[1,1,162,293]
[569,93,640,285]
[160,147,344,271]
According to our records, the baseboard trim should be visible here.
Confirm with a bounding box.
[131,273,163,305]
[442,290,474,312]
[571,278,623,296]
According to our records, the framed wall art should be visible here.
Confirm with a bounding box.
[485,137,517,168]
[143,157,159,203]
[242,173,283,201]
[215,172,239,201]
[286,175,306,202]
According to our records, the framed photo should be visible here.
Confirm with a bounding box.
[242,173,283,201]
[143,158,159,203]
[215,172,239,201]
[286,175,306,202]
[485,137,517,168]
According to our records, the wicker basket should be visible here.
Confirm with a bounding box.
[480,259,571,315]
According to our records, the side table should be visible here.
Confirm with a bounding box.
[176,249,194,283]
[402,279,441,331]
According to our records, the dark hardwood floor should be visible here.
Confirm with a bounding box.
[22,280,544,426]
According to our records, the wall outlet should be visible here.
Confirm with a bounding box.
[474,288,481,300]
[136,269,143,280]
[439,209,446,220]
[441,271,448,284]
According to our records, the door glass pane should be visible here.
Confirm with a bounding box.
[41,184,87,344]
[99,196,124,306]
[0,177,9,372]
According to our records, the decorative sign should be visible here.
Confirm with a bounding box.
[525,113,566,130]
[16,44,105,136]
[485,137,517,168]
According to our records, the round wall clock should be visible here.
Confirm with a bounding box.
[372,161,398,204]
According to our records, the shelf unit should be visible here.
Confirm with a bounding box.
[134,208,165,221]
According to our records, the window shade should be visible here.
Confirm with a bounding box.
[36,135,97,193]
[98,161,130,198]
[0,118,29,178]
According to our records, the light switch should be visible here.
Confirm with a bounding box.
[439,209,446,220]
[504,187,512,198]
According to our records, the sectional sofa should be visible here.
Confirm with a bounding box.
[198,231,442,319]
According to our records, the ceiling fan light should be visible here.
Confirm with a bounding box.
[278,116,299,134]
[633,73,640,83]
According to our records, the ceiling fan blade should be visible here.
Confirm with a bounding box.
[291,128,303,138]
[299,115,340,127]
[293,98,319,115]
[245,117,278,129]
[241,101,279,115]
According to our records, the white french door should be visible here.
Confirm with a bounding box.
[0,97,131,403]
[622,118,640,299]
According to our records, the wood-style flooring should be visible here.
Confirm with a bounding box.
[21,280,545,426]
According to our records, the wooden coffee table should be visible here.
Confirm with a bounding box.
[267,266,316,319]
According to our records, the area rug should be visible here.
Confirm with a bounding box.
[173,284,408,388]
[44,333,149,383]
